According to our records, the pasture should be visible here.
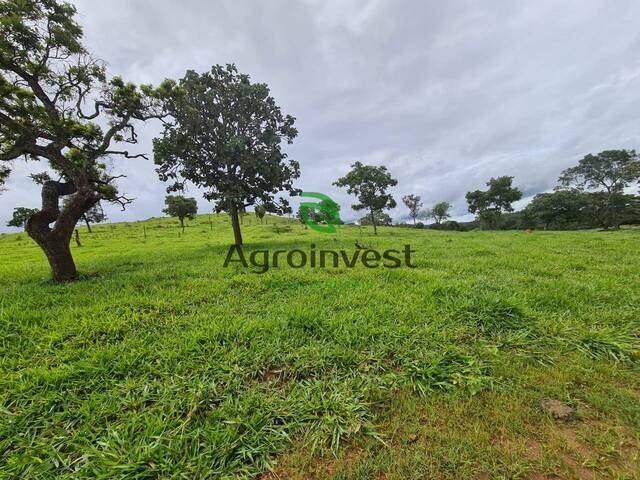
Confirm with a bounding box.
[1,216,639,479]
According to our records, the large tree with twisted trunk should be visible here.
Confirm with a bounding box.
[0,0,164,282]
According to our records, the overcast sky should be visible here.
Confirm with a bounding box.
[2,0,640,232]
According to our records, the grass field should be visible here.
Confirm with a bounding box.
[1,215,639,479]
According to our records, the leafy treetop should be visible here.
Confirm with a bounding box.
[559,149,640,193]
[153,64,300,245]
[424,201,452,224]
[334,161,397,234]
[163,195,198,229]
[466,176,522,229]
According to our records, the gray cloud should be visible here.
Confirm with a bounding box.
[2,0,640,231]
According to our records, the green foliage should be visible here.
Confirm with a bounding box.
[423,201,452,225]
[519,190,640,230]
[559,149,640,193]
[558,150,640,229]
[525,189,590,230]
[428,220,464,231]
[163,195,197,228]
[153,64,300,219]
[7,206,38,228]
[334,162,397,233]
[254,204,266,222]
[466,176,523,229]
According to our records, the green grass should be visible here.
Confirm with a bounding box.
[1,215,639,479]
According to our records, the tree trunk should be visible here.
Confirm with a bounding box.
[26,180,98,283]
[180,217,185,233]
[370,209,377,235]
[31,231,79,282]
[230,204,243,245]
[83,215,93,233]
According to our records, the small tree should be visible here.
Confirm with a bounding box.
[334,162,397,234]
[558,149,640,229]
[7,207,39,229]
[154,64,300,246]
[254,205,266,223]
[402,194,423,225]
[163,195,197,232]
[424,201,452,225]
[466,176,522,229]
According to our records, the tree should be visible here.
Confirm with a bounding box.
[254,204,266,223]
[334,162,397,234]
[402,194,422,225]
[163,195,197,232]
[62,196,106,233]
[583,191,638,230]
[0,0,163,282]
[154,64,300,246]
[7,207,39,229]
[558,150,640,229]
[524,190,590,230]
[424,201,452,225]
[359,211,392,227]
[466,176,522,229]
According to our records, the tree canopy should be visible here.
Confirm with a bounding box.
[466,176,522,229]
[559,150,640,193]
[424,201,452,225]
[334,162,397,234]
[7,207,39,229]
[163,195,197,232]
[524,190,589,230]
[153,64,300,246]
[558,149,640,229]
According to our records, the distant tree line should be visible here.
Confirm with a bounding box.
[396,150,640,231]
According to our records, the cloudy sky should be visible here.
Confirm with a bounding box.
[2,0,640,232]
